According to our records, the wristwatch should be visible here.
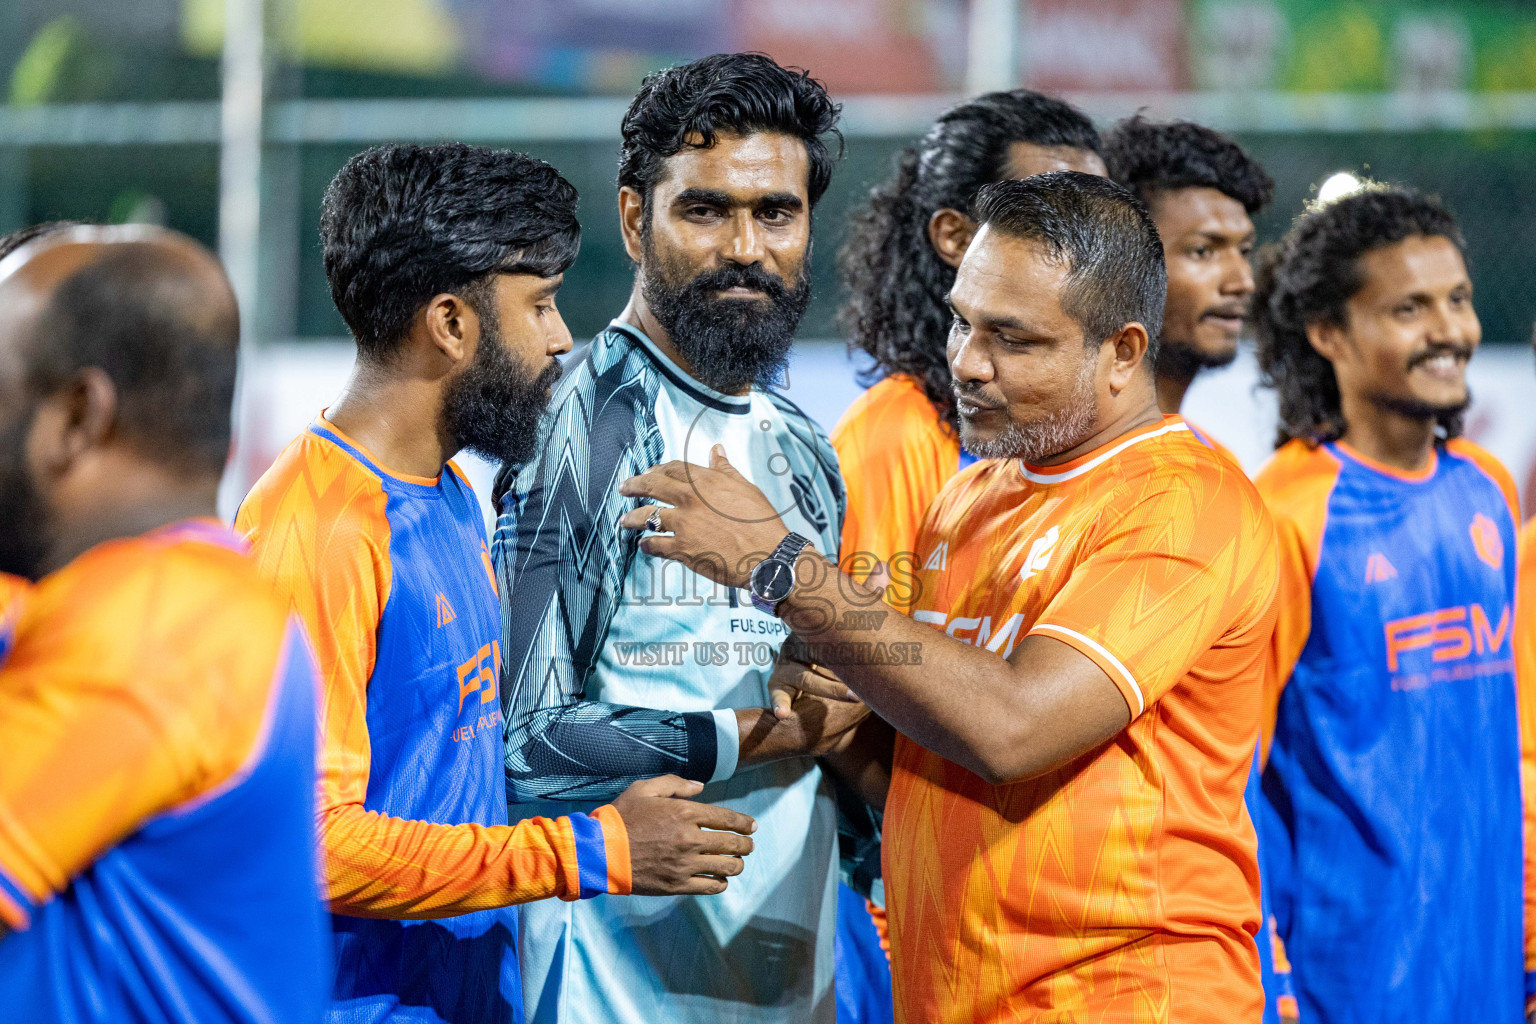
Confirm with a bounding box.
[748,532,811,615]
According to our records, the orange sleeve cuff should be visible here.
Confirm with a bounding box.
[1029,623,1146,718]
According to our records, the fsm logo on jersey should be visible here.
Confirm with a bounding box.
[1383,602,1512,690]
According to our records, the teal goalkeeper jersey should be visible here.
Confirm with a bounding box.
[493,322,847,1024]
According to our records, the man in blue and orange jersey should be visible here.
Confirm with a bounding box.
[238,143,757,1024]
[1252,185,1528,1022]
[1105,115,1298,1023]
[0,225,329,1022]
[830,88,1105,1024]
[624,173,1279,1023]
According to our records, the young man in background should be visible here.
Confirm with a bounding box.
[1105,114,1297,1023]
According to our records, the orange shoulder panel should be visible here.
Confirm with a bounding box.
[0,533,290,925]
[832,375,960,576]
[1447,438,1520,524]
[1185,419,1244,470]
[1253,440,1344,762]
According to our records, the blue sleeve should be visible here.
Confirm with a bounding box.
[494,345,730,803]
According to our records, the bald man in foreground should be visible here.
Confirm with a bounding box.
[0,226,329,1023]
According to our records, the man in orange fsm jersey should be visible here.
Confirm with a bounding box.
[1103,115,1273,462]
[833,90,1105,575]
[1104,115,1300,1024]
[621,172,1278,1023]
[0,226,329,1022]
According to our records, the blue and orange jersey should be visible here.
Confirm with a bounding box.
[1256,438,1523,1023]
[1518,516,1536,1003]
[237,416,628,1024]
[832,374,973,575]
[887,417,1277,1023]
[0,571,28,663]
[0,520,328,1024]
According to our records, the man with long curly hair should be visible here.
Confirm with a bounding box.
[833,91,1104,577]
[1253,185,1531,1023]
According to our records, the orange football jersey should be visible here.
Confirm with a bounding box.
[832,374,967,575]
[885,416,1279,1024]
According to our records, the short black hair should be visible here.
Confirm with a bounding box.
[1254,185,1466,446]
[618,52,842,212]
[971,171,1166,358]
[320,143,580,361]
[1104,115,1273,214]
[29,241,240,475]
[838,90,1101,424]
[0,220,82,261]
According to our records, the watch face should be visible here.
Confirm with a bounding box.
[750,558,796,604]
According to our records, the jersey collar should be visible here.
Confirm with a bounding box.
[1016,415,1190,485]
[1330,439,1439,483]
[607,320,751,416]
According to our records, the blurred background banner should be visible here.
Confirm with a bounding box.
[1,0,1534,514]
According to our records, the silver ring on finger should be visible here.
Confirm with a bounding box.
[646,509,664,533]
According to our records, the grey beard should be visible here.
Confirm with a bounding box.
[956,356,1101,463]
[960,397,1099,462]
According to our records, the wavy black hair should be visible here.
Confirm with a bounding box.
[618,52,842,215]
[1103,115,1273,214]
[320,143,580,362]
[1253,185,1466,447]
[837,90,1101,425]
[973,172,1166,358]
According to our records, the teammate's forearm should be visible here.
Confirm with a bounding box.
[321,802,628,919]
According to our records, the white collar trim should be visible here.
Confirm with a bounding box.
[1017,421,1190,485]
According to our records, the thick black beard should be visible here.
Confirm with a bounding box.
[0,409,53,580]
[640,237,810,394]
[443,317,564,468]
[1155,336,1238,381]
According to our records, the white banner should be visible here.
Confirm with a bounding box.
[224,340,1536,525]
